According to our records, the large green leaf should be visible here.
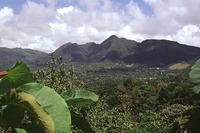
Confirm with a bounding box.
[189,59,200,94]
[17,83,71,133]
[189,59,200,84]
[0,62,33,94]
[193,85,200,94]
[18,92,54,133]
[60,89,99,106]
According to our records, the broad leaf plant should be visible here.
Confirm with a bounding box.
[0,62,98,133]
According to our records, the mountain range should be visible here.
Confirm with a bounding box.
[1,35,200,69]
[0,47,47,69]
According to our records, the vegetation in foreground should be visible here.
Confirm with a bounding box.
[0,57,98,133]
[1,54,200,133]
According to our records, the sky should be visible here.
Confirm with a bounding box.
[0,0,200,52]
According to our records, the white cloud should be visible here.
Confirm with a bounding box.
[172,25,200,46]
[16,1,54,30]
[144,0,161,4]
[0,7,14,24]
[0,1,57,52]
[125,0,146,20]
[0,0,200,52]
[57,6,74,15]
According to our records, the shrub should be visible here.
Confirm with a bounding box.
[87,99,136,133]
[153,104,192,132]
[33,54,83,93]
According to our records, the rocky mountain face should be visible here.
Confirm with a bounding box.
[1,35,200,69]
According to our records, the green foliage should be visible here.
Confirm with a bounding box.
[87,99,136,133]
[189,59,200,93]
[80,69,198,133]
[0,62,71,133]
[71,111,95,133]
[33,54,83,93]
[2,55,198,133]
[33,54,99,133]
[157,82,195,105]
[153,104,192,132]
[172,58,200,132]
[170,107,200,133]
[61,89,99,106]
[135,111,158,133]
[0,62,33,94]
[14,128,27,133]
[17,83,71,133]
[0,61,98,133]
